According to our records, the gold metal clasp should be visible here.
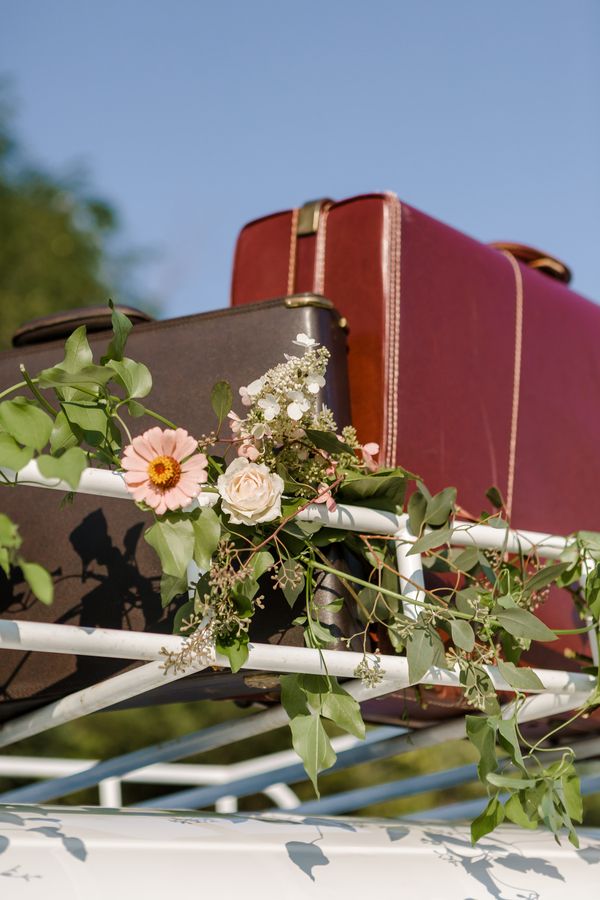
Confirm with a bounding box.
[296,198,333,236]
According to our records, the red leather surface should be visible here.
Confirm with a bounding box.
[230,193,600,675]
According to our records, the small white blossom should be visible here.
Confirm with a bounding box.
[306,373,326,395]
[258,394,281,421]
[251,422,272,439]
[286,390,310,421]
[293,333,318,348]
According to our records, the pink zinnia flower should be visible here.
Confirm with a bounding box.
[121,427,208,515]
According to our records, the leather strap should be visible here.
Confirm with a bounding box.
[490,242,571,284]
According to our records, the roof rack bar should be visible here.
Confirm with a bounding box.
[0,621,595,696]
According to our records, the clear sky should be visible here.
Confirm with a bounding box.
[2,1,599,317]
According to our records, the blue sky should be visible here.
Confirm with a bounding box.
[2,1,599,317]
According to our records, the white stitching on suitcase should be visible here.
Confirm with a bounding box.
[383,193,402,466]
[313,205,330,295]
[501,250,524,522]
[287,208,299,296]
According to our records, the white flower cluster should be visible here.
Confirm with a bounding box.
[237,333,330,439]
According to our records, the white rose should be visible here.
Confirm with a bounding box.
[217,458,284,525]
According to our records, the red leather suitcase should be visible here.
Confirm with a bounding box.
[230,193,600,681]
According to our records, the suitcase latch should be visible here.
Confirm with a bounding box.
[296,198,333,236]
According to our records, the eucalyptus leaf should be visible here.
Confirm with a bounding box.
[453,546,480,572]
[210,380,233,427]
[145,518,194,578]
[406,627,436,683]
[524,562,570,595]
[0,398,53,451]
[424,487,456,527]
[494,607,557,642]
[497,659,544,692]
[450,619,475,652]
[485,486,504,509]
[407,489,427,536]
[407,527,453,556]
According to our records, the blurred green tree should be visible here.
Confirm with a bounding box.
[0,94,152,348]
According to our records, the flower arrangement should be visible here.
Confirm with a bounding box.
[0,303,599,845]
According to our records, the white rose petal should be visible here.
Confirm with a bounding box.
[217,458,284,526]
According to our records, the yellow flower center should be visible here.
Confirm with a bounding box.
[147,455,181,490]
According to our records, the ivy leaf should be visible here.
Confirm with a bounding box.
[505,792,538,829]
[160,573,189,608]
[471,795,505,843]
[320,680,365,740]
[487,772,537,790]
[280,674,310,718]
[497,659,544,692]
[0,513,22,550]
[585,563,600,622]
[64,325,93,370]
[145,518,194,578]
[561,765,583,823]
[0,398,53,451]
[107,358,152,399]
[191,507,221,570]
[37,447,87,489]
[216,633,249,673]
[250,550,275,580]
[494,607,557,642]
[37,364,112,388]
[61,402,110,447]
[101,300,133,363]
[406,627,436,683]
[485,486,504,509]
[0,433,34,471]
[210,380,233,428]
[49,411,79,453]
[289,712,336,795]
[20,561,53,605]
[496,716,525,770]
[450,619,475,652]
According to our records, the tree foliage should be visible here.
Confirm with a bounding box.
[0,96,151,348]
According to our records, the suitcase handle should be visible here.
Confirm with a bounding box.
[489,242,572,284]
[12,304,155,348]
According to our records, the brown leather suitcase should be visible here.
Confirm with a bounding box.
[230,193,600,711]
[0,296,352,720]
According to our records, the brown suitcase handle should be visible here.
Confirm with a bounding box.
[11,304,155,348]
[490,242,572,284]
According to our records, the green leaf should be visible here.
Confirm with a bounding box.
[126,399,146,417]
[0,398,53,451]
[466,715,498,780]
[455,587,480,616]
[37,447,87,489]
[160,573,189,607]
[505,792,538,829]
[250,550,275,580]
[496,716,525,770]
[494,607,557,642]
[337,470,408,512]
[561,766,583,823]
[0,433,34,471]
[487,772,536,790]
[453,546,480,572]
[305,429,355,456]
[145,518,194,578]
[407,489,428,536]
[406,627,436,683]
[210,380,233,427]
[107,358,152,399]
[424,487,456,527]
[289,712,336,794]
[280,674,310,718]
[485,486,504,509]
[408,527,453,556]
[64,325,93,370]
[298,675,365,740]
[37,364,113,388]
[49,411,79,453]
[525,562,570,595]
[450,619,475,652]
[497,659,544,692]
[585,563,600,622]
[279,559,305,607]
[101,300,133,363]
[471,795,505,843]
[172,599,195,633]
[61,402,109,446]
[0,513,22,550]
[216,634,249,673]
[191,507,221,569]
[20,561,53,605]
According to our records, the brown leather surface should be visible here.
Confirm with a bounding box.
[12,304,155,347]
[230,193,600,717]
[0,299,351,717]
